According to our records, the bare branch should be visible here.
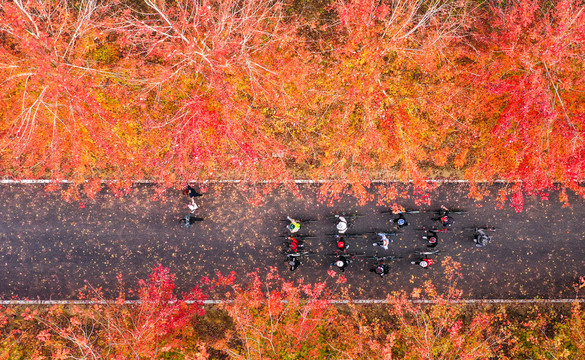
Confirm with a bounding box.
[13,0,40,39]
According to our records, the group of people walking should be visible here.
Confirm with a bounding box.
[282,206,494,276]
[283,213,404,275]
[410,206,454,268]
[176,186,492,275]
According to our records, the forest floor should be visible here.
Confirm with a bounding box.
[0,182,583,300]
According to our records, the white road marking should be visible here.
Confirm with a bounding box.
[0,298,582,305]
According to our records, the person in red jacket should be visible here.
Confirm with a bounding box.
[411,257,434,268]
[287,236,303,252]
[335,235,349,251]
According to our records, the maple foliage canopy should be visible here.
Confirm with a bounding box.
[1,266,585,359]
[0,0,584,204]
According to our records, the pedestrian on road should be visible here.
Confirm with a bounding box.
[188,199,199,213]
[370,263,390,277]
[422,229,439,248]
[335,234,349,251]
[436,205,454,228]
[373,233,392,250]
[331,255,352,272]
[183,185,203,198]
[288,255,300,271]
[411,257,434,268]
[335,215,348,234]
[393,213,408,229]
[287,236,303,252]
[184,185,202,212]
[474,229,492,247]
[287,216,301,233]
[181,214,195,229]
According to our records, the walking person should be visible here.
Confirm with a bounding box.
[331,255,352,272]
[335,215,349,234]
[373,233,392,250]
[436,205,454,228]
[287,236,304,253]
[183,184,203,198]
[287,216,301,233]
[411,257,434,268]
[188,199,199,212]
[370,263,390,277]
[287,255,301,271]
[393,213,409,229]
[335,234,349,251]
[474,229,492,247]
[183,184,202,212]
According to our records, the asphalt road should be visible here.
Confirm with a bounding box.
[0,182,583,300]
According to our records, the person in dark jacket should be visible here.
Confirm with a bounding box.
[393,213,409,229]
[288,255,301,271]
[183,185,203,198]
[370,263,390,277]
[474,229,492,247]
[331,255,352,272]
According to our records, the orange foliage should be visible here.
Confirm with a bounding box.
[0,265,584,358]
[0,0,583,206]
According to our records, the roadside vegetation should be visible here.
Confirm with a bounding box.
[1,264,584,359]
[1,0,583,207]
